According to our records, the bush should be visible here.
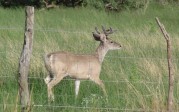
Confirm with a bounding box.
[106,0,150,11]
[0,0,178,9]
[0,0,42,8]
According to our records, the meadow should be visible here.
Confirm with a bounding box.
[0,2,179,112]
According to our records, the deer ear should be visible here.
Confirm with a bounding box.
[93,32,101,41]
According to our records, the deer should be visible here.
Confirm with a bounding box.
[44,26,122,102]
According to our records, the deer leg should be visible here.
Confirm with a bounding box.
[75,79,80,97]
[47,75,64,102]
[92,78,107,97]
[44,72,54,84]
[44,74,51,84]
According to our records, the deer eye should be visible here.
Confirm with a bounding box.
[111,41,113,43]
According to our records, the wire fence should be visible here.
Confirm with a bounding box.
[0,26,179,112]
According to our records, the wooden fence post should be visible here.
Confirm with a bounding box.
[18,6,34,111]
[155,17,174,112]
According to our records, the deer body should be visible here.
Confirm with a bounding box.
[44,51,101,80]
[44,27,121,102]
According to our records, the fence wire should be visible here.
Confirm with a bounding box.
[0,50,178,61]
[0,103,158,112]
[0,75,168,84]
[0,27,90,34]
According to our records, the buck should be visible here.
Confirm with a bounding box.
[44,26,122,101]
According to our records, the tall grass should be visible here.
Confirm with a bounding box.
[0,3,179,111]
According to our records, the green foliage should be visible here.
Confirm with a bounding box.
[156,0,179,3]
[115,0,147,8]
[85,0,104,9]
[85,0,150,10]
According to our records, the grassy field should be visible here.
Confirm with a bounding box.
[0,2,179,112]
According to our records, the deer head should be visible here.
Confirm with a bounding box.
[92,26,122,50]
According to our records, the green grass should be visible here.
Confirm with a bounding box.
[0,3,179,112]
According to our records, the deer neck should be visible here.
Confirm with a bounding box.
[96,43,109,64]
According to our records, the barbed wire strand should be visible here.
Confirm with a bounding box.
[0,27,122,34]
[1,92,157,98]
[0,103,156,111]
[0,51,178,61]
[33,105,155,111]
[0,27,90,34]
[0,75,170,84]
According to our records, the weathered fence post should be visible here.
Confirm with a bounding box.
[156,17,174,112]
[18,6,34,111]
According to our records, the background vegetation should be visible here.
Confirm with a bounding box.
[0,0,179,9]
[0,1,179,112]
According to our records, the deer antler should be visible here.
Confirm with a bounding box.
[106,27,114,34]
[102,26,106,34]
[93,27,101,41]
[95,27,100,34]
[102,26,114,36]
